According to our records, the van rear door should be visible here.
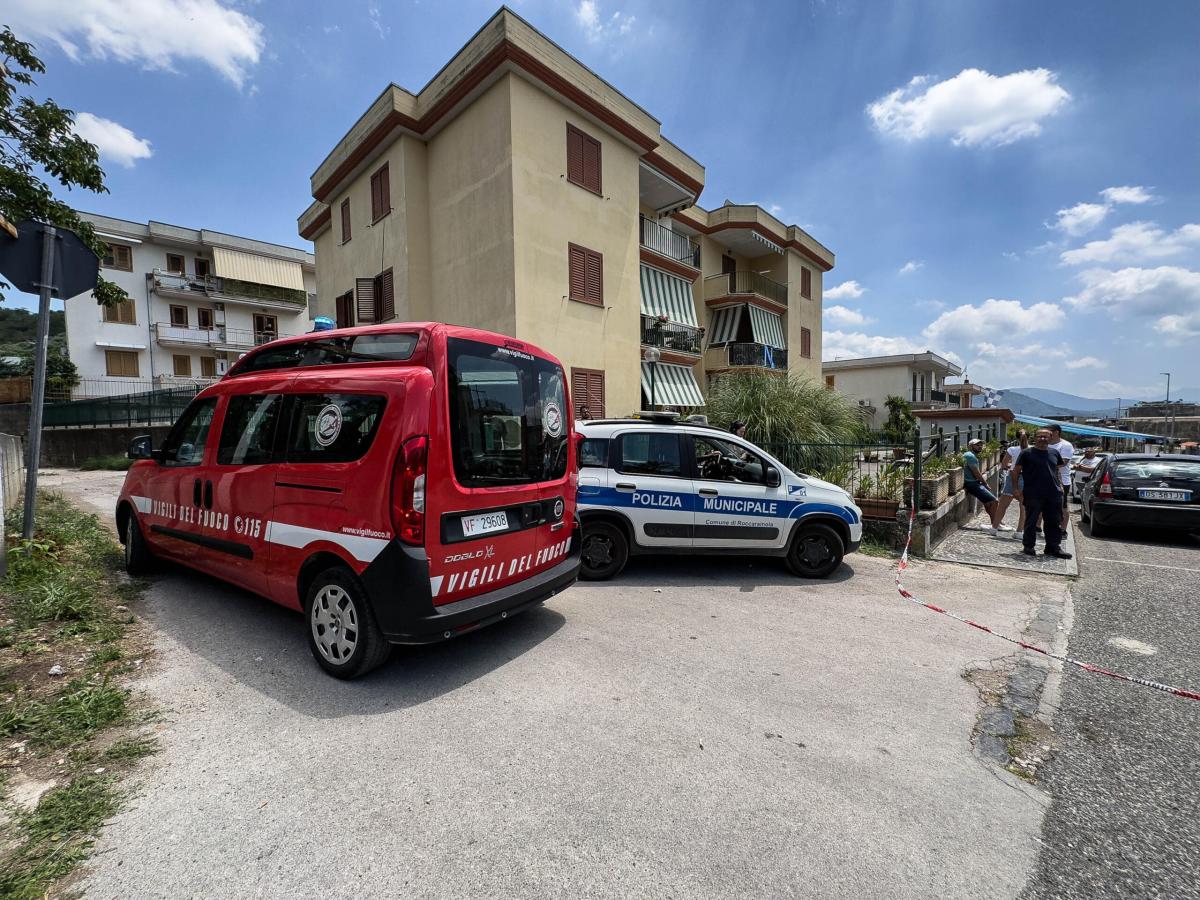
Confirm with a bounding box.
[427,337,566,606]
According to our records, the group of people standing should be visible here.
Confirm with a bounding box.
[959,423,1100,560]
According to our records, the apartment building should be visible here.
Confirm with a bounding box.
[67,213,315,397]
[297,8,834,417]
[822,351,963,430]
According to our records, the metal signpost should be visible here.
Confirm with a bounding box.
[0,220,101,539]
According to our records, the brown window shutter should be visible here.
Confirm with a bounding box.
[568,244,586,301]
[589,372,605,417]
[801,267,812,299]
[571,370,588,417]
[571,368,606,418]
[582,134,601,193]
[379,268,395,321]
[566,126,584,187]
[336,291,354,328]
[585,249,603,304]
[801,327,812,359]
[340,199,351,243]
[380,165,390,216]
[356,277,377,323]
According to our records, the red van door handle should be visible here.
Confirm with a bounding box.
[193,478,202,507]
[203,480,213,510]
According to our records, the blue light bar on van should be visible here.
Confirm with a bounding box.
[311,316,336,332]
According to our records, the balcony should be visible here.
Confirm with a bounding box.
[155,322,281,351]
[713,342,788,370]
[640,315,704,355]
[151,269,308,311]
[639,215,700,267]
[910,390,954,411]
[704,271,787,306]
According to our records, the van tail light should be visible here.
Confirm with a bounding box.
[1098,470,1113,497]
[392,436,428,545]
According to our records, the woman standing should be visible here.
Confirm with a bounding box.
[992,429,1029,536]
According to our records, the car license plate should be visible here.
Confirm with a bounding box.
[461,510,510,536]
[1138,488,1191,502]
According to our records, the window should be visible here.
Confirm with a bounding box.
[566,124,601,194]
[340,198,352,243]
[618,433,682,478]
[447,337,569,487]
[102,299,137,324]
[577,438,609,469]
[172,354,191,377]
[825,374,835,389]
[160,398,217,467]
[284,394,387,464]
[200,356,217,377]
[370,164,390,222]
[170,305,188,327]
[335,291,355,329]
[571,367,605,418]
[166,253,186,274]
[233,332,418,375]
[105,349,139,377]
[197,308,214,330]
[801,327,812,359]
[102,243,133,271]
[218,394,285,465]
[253,314,278,342]
[195,258,211,279]
[568,244,603,306]
[354,269,394,323]
[801,267,812,300]
[693,435,766,484]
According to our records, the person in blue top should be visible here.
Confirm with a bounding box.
[961,439,1006,535]
[1012,428,1073,559]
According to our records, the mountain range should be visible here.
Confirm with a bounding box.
[978,387,1199,418]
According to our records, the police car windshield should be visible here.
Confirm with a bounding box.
[235,333,418,375]
[447,338,568,487]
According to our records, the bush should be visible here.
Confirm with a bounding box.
[705,371,866,444]
[883,395,916,444]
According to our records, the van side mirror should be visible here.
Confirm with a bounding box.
[764,466,782,488]
[128,435,154,460]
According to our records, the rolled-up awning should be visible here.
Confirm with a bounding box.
[747,304,787,349]
[708,305,743,345]
[639,265,698,326]
[213,247,304,291]
[642,362,705,407]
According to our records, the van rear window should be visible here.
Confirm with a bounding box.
[235,333,418,375]
[284,394,386,463]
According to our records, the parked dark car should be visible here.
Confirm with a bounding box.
[1080,454,1200,538]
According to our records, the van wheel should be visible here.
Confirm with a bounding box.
[304,567,392,679]
[580,521,628,581]
[786,523,844,579]
[123,512,154,576]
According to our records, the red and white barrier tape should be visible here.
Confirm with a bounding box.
[895,490,1200,703]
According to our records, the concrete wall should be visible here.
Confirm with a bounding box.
[36,425,173,468]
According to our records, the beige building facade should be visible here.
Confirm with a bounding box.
[822,352,964,430]
[298,8,834,417]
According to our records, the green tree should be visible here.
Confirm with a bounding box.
[0,28,126,306]
[0,334,78,395]
[883,395,916,443]
[706,371,866,445]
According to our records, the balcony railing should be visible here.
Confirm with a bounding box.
[725,342,788,370]
[640,315,704,355]
[639,215,700,267]
[704,271,788,305]
[155,322,281,350]
[930,389,948,403]
[151,269,308,307]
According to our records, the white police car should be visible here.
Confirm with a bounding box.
[575,414,862,580]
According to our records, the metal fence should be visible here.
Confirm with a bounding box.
[42,385,201,429]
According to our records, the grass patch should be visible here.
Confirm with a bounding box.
[0,678,127,749]
[858,534,899,559]
[102,736,159,762]
[78,455,132,471]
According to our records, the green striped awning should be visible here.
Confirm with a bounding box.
[708,305,743,345]
[640,265,699,326]
[747,304,787,349]
[641,362,705,407]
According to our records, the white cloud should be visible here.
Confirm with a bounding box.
[1065,356,1105,370]
[1060,222,1200,266]
[898,260,924,275]
[923,298,1066,346]
[824,280,865,300]
[71,112,152,168]
[5,0,264,87]
[822,329,940,362]
[575,1,635,42]
[1065,266,1200,343]
[367,2,387,39]
[1052,202,1109,236]
[1100,185,1157,205]
[824,305,872,327]
[867,68,1070,147]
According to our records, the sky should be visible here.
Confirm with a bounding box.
[5,0,1199,400]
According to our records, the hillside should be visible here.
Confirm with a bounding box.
[0,308,65,344]
[1005,387,1119,414]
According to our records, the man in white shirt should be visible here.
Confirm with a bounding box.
[1049,423,1074,527]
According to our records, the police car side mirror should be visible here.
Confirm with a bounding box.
[764,466,782,488]
[128,435,154,460]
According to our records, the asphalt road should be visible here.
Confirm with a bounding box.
[1024,511,1200,899]
[37,470,1074,899]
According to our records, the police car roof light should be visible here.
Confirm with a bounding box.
[635,410,680,423]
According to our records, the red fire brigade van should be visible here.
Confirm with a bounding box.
[116,323,580,678]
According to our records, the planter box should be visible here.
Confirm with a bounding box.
[855,497,901,520]
[906,473,949,509]
[947,466,965,494]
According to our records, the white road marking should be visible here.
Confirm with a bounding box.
[1084,556,1200,575]
[1107,637,1158,656]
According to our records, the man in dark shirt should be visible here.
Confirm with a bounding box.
[1012,428,1073,559]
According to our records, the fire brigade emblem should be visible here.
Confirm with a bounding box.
[315,403,343,447]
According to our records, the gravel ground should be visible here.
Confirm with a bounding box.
[1024,511,1200,899]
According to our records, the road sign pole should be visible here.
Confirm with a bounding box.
[22,224,56,540]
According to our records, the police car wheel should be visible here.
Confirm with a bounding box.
[786,523,844,579]
[123,512,153,576]
[304,567,392,679]
[580,521,628,581]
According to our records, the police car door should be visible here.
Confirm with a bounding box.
[689,434,789,550]
[613,430,694,548]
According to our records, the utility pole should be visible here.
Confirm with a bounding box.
[1161,372,1172,447]
[22,224,57,540]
